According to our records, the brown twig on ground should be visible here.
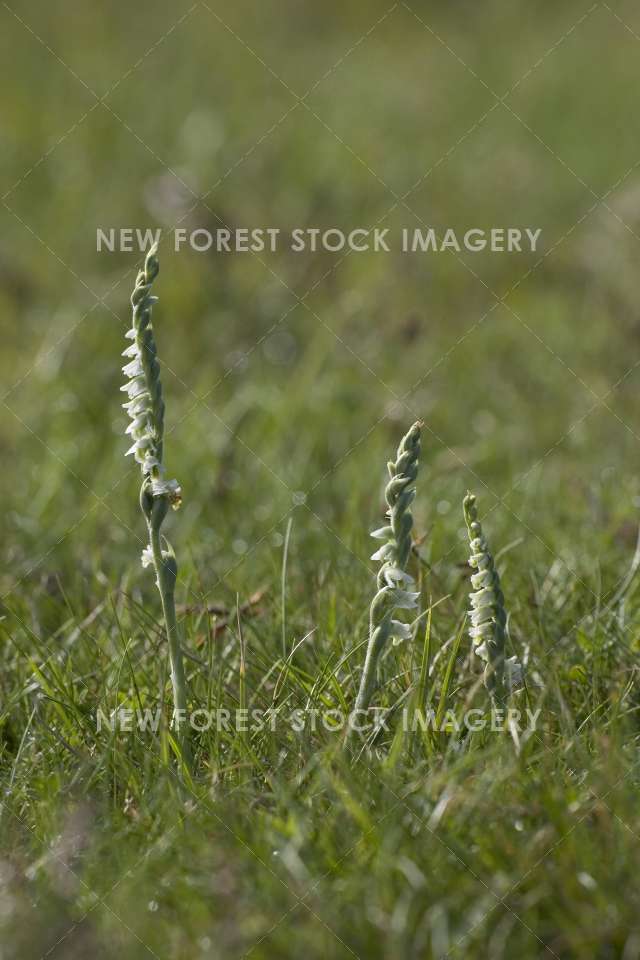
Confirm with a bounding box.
[177,587,268,643]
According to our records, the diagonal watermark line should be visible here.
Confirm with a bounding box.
[200,807,363,958]
[8,771,262,960]
[3,604,362,960]
[443,758,640,956]
[196,1,400,206]
[2,214,363,604]
[194,0,640,474]
[603,2,640,43]
[4,0,637,667]
[271,1,640,443]
[393,5,640,439]
[5,476,635,960]
[3,267,134,405]
[1,401,148,554]
[8,543,634,960]
[378,1,598,224]
[6,0,636,504]
[367,763,561,958]
[11,426,584,949]
[241,777,412,958]
[3,0,622,476]
[191,4,640,426]
[0,179,596,626]
[0,397,207,610]
[7,550,634,954]
[170,7,617,414]
[1,0,396,404]
[0,0,404,505]
[4,804,162,960]
[167,157,640,615]
[401,0,640,249]
[1,8,524,613]
[1,1,199,202]
[188,1,638,600]
[178,319,639,676]
[2,5,636,952]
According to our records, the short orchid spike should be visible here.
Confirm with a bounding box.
[463,491,522,703]
[353,421,422,721]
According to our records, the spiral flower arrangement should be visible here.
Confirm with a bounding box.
[122,243,189,765]
[463,492,522,703]
[353,421,422,718]
[122,243,181,501]
[118,246,527,763]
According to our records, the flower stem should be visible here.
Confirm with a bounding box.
[353,612,392,717]
[146,498,191,770]
[352,422,422,727]
[124,245,191,774]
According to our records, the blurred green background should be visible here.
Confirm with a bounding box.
[2,0,640,604]
[3,0,640,956]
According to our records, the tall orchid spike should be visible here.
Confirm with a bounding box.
[463,492,522,703]
[353,422,422,721]
[123,242,190,768]
[122,242,181,506]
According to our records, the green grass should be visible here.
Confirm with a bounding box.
[3,0,640,956]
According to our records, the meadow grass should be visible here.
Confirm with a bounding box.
[3,0,640,956]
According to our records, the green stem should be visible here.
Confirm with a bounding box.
[353,613,391,719]
[350,422,422,737]
[148,517,191,770]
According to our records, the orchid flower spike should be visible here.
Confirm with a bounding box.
[122,241,181,510]
[353,421,423,720]
[122,242,190,769]
[463,492,523,702]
